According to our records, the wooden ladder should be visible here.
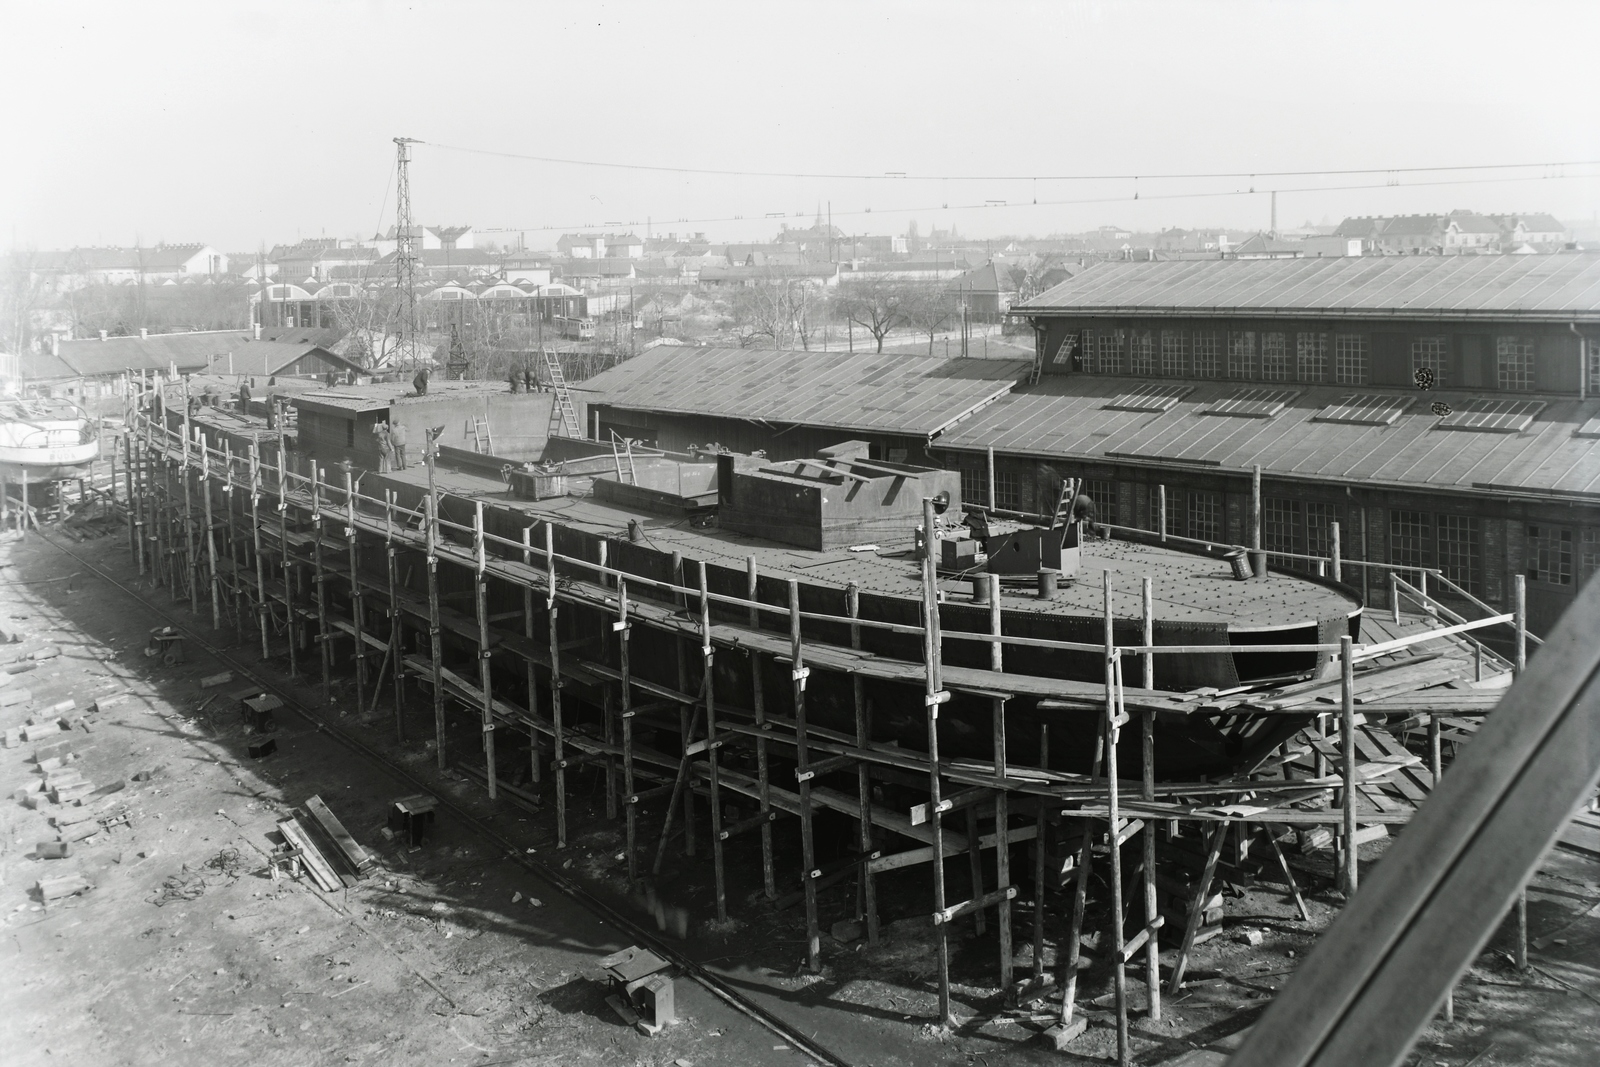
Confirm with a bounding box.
[542,347,583,439]
[1051,477,1078,526]
[470,415,492,454]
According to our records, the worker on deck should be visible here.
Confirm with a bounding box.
[390,422,409,470]
[374,422,394,473]
[1071,491,1104,538]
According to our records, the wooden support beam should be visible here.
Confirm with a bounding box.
[934,885,1017,926]
[848,580,878,944]
[923,497,952,1028]
[750,556,777,902]
[792,577,822,974]
[473,502,498,801]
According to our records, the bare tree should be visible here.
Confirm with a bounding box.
[831,277,912,353]
[903,283,956,355]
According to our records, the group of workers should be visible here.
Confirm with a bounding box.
[372,421,409,472]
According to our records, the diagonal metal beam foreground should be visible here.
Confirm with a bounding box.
[1231,576,1600,1067]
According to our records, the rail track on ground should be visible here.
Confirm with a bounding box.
[36,529,853,1067]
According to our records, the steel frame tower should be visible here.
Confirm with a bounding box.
[394,137,420,368]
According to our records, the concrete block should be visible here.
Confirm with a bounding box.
[36,756,63,772]
[5,689,37,710]
[199,671,233,689]
[3,727,20,748]
[90,694,127,712]
[36,840,70,859]
[48,699,75,714]
[30,646,62,661]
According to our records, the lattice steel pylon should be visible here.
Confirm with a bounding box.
[393,137,421,369]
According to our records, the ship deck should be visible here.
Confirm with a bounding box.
[372,460,1359,630]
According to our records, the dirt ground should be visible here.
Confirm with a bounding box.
[3,525,1599,1066]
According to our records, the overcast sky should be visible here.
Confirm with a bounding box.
[6,0,1599,252]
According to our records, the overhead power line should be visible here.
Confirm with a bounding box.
[421,140,1600,184]
[474,168,1600,235]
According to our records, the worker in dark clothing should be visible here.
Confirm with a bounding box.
[508,367,520,393]
[524,366,536,394]
[413,368,429,396]
[237,380,252,413]
[1071,492,1103,538]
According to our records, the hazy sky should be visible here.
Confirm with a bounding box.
[6,0,1599,252]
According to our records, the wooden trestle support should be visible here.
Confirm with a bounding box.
[123,406,1527,1064]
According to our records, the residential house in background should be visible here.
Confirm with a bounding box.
[30,244,228,287]
[371,225,476,257]
[947,260,1024,319]
[1493,214,1571,252]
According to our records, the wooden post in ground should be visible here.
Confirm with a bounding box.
[699,562,728,922]
[521,527,538,783]
[791,577,822,973]
[1142,696,1162,1021]
[600,541,617,820]
[277,452,297,678]
[617,578,636,886]
[1032,724,1049,985]
[311,466,332,701]
[180,426,198,606]
[1341,634,1358,895]
[1105,579,1130,1065]
[387,491,406,741]
[749,556,776,900]
[546,522,567,847]
[345,470,366,712]
[424,485,446,772]
[673,552,695,858]
[473,501,498,800]
[848,581,878,943]
[198,434,221,629]
[921,498,952,1027]
[124,424,139,566]
[223,442,245,640]
[249,444,268,659]
[131,436,146,574]
[988,572,1012,993]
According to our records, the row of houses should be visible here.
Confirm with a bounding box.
[1332,211,1571,255]
[572,252,1600,638]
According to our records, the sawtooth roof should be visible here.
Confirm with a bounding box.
[1015,253,1600,322]
[575,347,1031,438]
[936,375,1600,498]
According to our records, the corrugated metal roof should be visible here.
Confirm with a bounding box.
[1016,253,1600,322]
[575,347,1030,437]
[936,376,1600,497]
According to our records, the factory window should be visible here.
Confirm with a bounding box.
[1227,331,1257,379]
[1097,329,1125,374]
[1160,330,1189,377]
[1306,502,1339,565]
[1527,525,1573,586]
[993,469,1025,512]
[1128,330,1155,375]
[1412,336,1448,388]
[1496,337,1535,392]
[1389,510,1431,580]
[1296,332,1328,382]
[1263,497,1302,563]
[959,465,988,507]
[1187,491,1222,543]
[1437,515,1480,594]
[1261,332,1291,381]
[1082,479,1117,523]
[1581,530,1600,586]
[1192,331,1221,378]
[1334,334,1370,385]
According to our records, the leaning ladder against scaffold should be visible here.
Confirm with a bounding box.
[542,347,583,438]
